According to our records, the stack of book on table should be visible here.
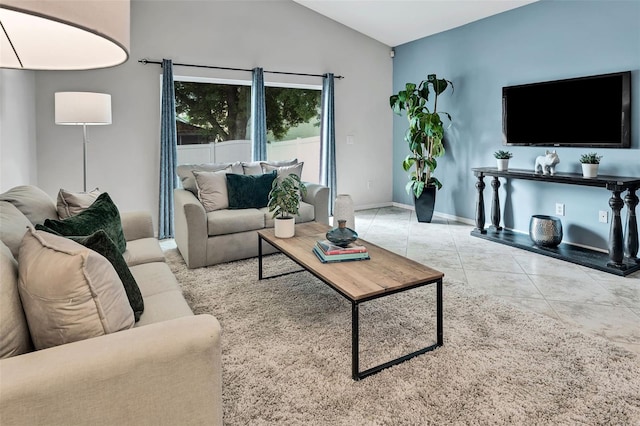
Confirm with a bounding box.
[313,239,370,263]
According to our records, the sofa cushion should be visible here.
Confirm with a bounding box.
[242,158,297,175]
[177,162,240,193]
[18,228,134,350]
[226,171,276,209]
[56,187,101,219]
[123,237,166,267]
[262,201,315,228]
[0,201,31,259]
[193,169,230,212]
[262,161,305,199]
[206,209,265,236]
[0,185,58,225]
[41,192,127,254]
[67,230,144,322]
[129,262,193,327]
[0,241,32,358]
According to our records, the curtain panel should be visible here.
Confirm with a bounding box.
[159,58,177,239]
[251,67,267,161]
[320,73,336,215]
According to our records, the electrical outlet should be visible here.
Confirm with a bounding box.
[555,203,565,216]
[367,180,373,190]
[599,211,608,223]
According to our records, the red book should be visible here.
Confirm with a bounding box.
[316,240,367,255]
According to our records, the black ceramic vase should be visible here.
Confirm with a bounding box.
[326,220,358,247]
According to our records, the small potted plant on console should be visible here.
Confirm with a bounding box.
[268,173,307,238]
[494,150,513,171]
[579,152,602,178]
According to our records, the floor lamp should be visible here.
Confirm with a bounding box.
[55,92,112,192]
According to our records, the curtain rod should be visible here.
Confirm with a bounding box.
[138,59,343,79]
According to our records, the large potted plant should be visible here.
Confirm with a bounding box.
[390,74,453,222]
[267,173,307,238]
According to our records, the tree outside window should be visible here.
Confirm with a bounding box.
[174,80,321,182]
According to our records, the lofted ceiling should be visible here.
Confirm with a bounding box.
[293,0,538,47]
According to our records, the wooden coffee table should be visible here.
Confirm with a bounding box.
[257,222,444,380]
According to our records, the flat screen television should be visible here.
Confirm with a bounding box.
[502,71,631,148]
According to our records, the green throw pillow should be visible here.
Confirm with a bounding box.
[226,171,277,209]
[35,226,144,322]
[41,192,127,254]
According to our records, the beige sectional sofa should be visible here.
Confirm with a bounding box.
[175,160,330,268]
[0,186,222,425]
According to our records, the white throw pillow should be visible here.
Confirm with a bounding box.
[243,158,298,175]
[18,228,134,350]
[177,163,239,193]
[193,169,230,212]
[56,187,101,219]
[261,162,304,182]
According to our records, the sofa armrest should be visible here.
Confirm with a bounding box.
[302,183,330,225]
[174,188,208,268]
[120,211,154,241]
[0,315,222,426]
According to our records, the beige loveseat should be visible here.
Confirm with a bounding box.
[0,186,222,425]
[175,160,330,269]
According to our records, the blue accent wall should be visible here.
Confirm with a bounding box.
[392,0,640,249]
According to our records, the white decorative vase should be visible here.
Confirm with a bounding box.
[333,194,355,230]
[496,159,509,171]
[581,163,599,178]
[274,217,295,238]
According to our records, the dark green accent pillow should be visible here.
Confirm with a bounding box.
[35,226,144,322]
[226,171,277,209]
[41,192,127,254]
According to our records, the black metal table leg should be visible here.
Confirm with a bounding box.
[437,278,443,346]
[624,187,639,263]
[258,235,264,280]
[352,302,359,381]
[352,280,443,381]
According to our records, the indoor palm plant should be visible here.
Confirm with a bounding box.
[390,74,453,222]
[267,173,307,238]
[579,152,602,178]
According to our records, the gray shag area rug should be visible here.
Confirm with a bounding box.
[165,249,640,425]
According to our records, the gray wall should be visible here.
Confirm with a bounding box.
[1,69,37,191]
[32,0,393,230]
[392,0,640,249]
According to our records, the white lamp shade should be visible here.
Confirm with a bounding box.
[55,92,112,125]
[0,0,130,70]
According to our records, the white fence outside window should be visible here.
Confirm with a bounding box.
[176,137,320,184]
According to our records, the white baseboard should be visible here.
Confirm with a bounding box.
[353,201,394,211]
[390,202,476,226]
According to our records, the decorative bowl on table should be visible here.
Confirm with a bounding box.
[326,220,358,247]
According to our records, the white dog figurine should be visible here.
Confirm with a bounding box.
[534,150,560,176]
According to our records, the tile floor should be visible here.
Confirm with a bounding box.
[354,206,640,355]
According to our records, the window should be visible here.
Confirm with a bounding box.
[174,77,321,183]
[265,84,321,183]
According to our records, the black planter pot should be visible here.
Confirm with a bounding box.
[414,186,437,223]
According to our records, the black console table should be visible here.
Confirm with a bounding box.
[471,167,639,276]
